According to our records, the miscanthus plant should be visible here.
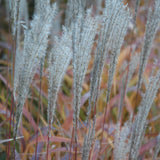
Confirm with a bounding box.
[87,0,130,121]
[129,69,160,159]
[47,27,72,136]
[13,0,57,139]
[2,0,160,159]
[137,0,160,89]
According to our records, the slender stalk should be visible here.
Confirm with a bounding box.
[134,0,140,24]
[75,118,78,160]
[46,119,51,160]
[12,28,17,160]
[6,32,10,160]
[69,127,74,160]
[6,14,13,160]
[99,101,109,157]
[35,66,42,160]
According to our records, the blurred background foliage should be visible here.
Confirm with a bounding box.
[0,0,160,159]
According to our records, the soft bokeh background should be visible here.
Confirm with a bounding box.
[0,0,160,159]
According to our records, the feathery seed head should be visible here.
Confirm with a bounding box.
[114,121,131,160]
[138,0,160,89]
[48,27,72,128]
[13,1,57,138]
[88,0,131,120]
[129,69,160,159]
[72,8,98,126]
